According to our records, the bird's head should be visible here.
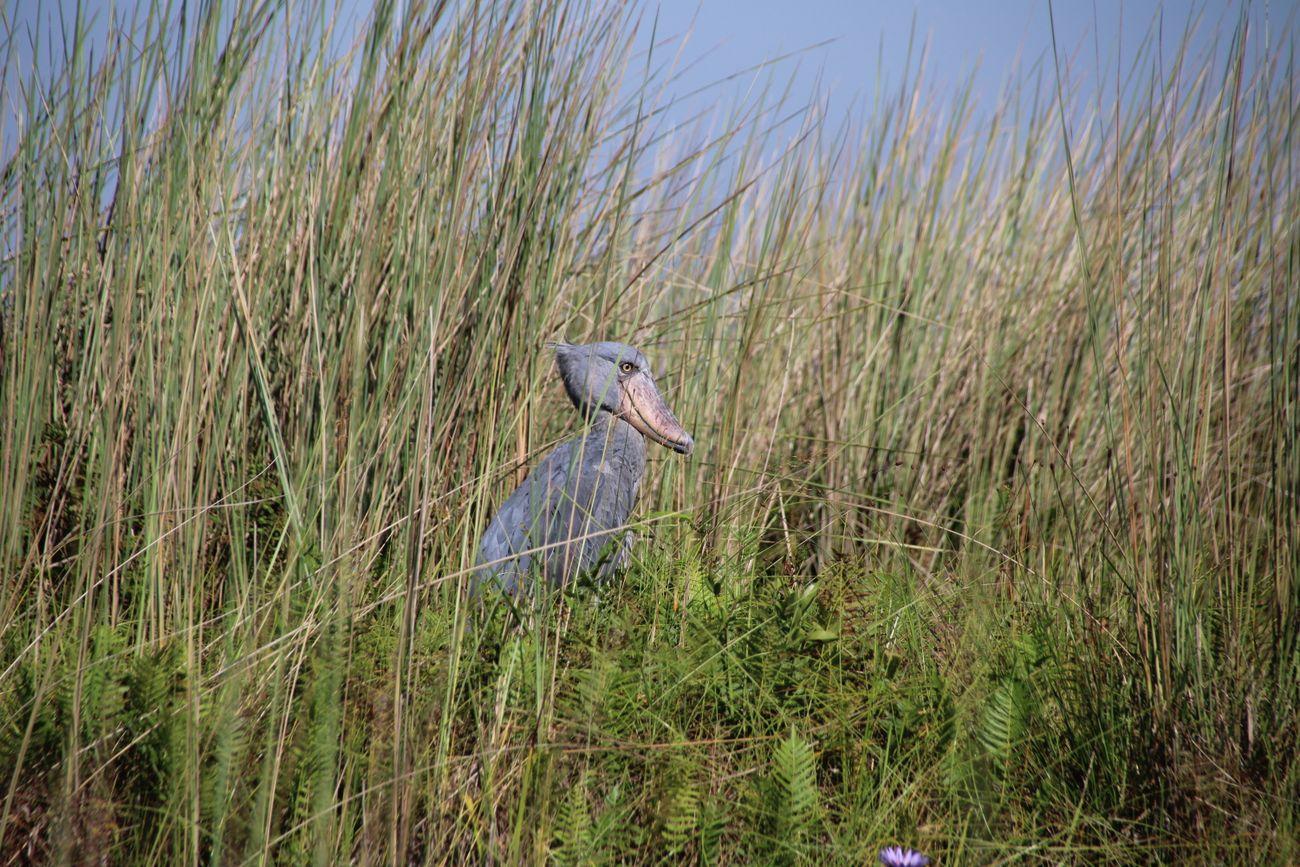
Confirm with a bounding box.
[550,341,694,455]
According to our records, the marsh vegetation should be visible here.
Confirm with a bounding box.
[1,0,1296,862]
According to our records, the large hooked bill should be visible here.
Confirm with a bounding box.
[620,372,694,455]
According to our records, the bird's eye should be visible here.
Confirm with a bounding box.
[620,361,635,373]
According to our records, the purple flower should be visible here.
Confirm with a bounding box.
[879,846,931,867]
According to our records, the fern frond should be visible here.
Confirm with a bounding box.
[553,773,594,867]
[978,676,1031,777]
[661,778,699,856]
[766,729,818,861]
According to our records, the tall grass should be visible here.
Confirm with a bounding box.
[1,0,1296,862]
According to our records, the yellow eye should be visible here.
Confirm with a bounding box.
[620,361,635,373]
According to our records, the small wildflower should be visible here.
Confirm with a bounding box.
[878,845,931,867]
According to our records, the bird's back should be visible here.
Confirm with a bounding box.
[472,416,646,596]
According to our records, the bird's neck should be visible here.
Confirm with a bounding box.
[586,411,647,473]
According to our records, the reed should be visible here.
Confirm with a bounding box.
[1,0,1295,862]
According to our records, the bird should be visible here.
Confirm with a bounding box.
[472,341,693,598]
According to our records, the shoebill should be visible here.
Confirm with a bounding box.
[472,341,693,597]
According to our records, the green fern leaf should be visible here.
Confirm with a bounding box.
[767,730,817,859]
[978,676,1031,775]
[553,773,594,866]
[661,778,699,856]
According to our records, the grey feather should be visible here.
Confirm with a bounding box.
[472,414,646,596]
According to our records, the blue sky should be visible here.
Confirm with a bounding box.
[5,1,1297,137]
[630,2,1295,134]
